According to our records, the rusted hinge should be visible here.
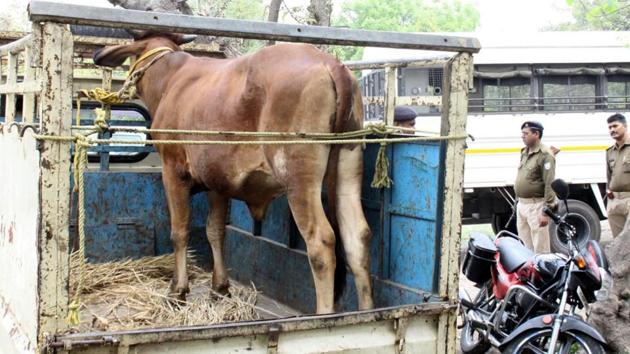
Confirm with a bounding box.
[267,325,281,354]
[394,317,409,354]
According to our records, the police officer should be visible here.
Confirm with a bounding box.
[515,121,556,253]
[605,113,630,237]
[393,106,416,128]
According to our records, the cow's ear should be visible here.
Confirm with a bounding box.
[173,34,197,45]
[93,41,146,68]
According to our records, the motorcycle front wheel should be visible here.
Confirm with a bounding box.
[460,283,492,354]
[501,328,605,354]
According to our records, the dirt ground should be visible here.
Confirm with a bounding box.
[455,221,613,353]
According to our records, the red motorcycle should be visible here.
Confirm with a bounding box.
[459,179,612,354]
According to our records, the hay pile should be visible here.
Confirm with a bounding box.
[69,252,260,332]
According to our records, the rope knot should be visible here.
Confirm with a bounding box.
[371,141,393,189]
[93,108,109,133]
[67,300,81,325]
[367,122,391,135]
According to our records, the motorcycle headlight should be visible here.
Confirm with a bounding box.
[595,267,614,301]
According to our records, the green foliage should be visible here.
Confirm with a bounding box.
[558,0,630,30]
[332,0,480,61]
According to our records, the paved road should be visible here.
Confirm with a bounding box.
[456,221,612,353]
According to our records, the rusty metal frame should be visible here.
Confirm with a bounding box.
[436,53,473,353]
[37,22,74,343]
[47,303,454,351]
[0,3,476,353]
[28,1,480,53]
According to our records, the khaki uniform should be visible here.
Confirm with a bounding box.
[606,136,630,237]
[515,143,556,253]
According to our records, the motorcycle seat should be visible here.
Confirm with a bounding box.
[496,236,535,273]
[535,254,566,281]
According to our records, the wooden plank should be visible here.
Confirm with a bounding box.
[0,34,31,56]
[436,52,473,354]
[22,45,38,123]
[0,80,42,94]
[384,67,397,126]
[28,1,480,53]
[4,52,17,123]
[38,23,73,343]
[345,58,450,71]
[99,69,112,171]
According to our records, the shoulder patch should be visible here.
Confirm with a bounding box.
[544,162,551,170]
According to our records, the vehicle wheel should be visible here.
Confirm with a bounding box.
[460,283,492,354]
[549,199,600,254]
[460,320,491,354]
[501,328,605,354]
[492,212,518,235]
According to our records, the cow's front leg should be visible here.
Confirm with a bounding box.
[162,167,192,301]
[206,192,230,296]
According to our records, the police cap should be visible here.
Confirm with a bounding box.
[394,106,417,122]
[521,120,544,132]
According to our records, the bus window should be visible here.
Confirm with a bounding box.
[542,75,596,111]
[607,75,630,110]
[480,77,531,112]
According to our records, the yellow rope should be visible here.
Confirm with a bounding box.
[128,46,174,75]
[82,134,465,146]
[78,47,173,106]
[67,136,89,325]
[70,123,439,140]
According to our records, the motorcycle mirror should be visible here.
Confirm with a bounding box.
[551,179,569,200]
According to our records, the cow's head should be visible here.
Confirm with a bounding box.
[93,30,196,68]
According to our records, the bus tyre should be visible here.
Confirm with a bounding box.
[549,199,600,253]
[491,212,517,235]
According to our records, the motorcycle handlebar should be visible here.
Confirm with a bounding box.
[543,206,562,224]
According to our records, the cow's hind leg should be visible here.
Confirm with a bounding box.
[282,143,337,314]
[206,192,230,296]
[163,166,192,301]
[288,187,336,314]
[337,147,374,310]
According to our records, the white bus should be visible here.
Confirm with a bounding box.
[360,31,630,252]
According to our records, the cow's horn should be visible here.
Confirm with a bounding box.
[126,29,146,40]
[179,34,197,44]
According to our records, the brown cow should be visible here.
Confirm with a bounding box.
[93,31,373,314]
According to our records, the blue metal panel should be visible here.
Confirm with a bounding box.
[70,172,211,263]
[70,139,446,313]
[386,142,442,291]
[229,200,254,232]
[260,196,291,245]
[388,215,437,291]
[390,143,441,221]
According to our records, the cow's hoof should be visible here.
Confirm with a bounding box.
[210,283,231,300]
[166,291,188,306]
[168,279,190,304]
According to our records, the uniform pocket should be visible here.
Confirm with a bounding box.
[623,161,630,173]
[526,166,540,181]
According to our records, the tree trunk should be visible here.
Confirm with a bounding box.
[307,0,332,27]
[265,0,283,46]
[589,228,630,352]
[106,0,193,15]
[307,0,332,51]
[268,0,282,23]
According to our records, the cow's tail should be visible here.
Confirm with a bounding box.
[325,62,362,303]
